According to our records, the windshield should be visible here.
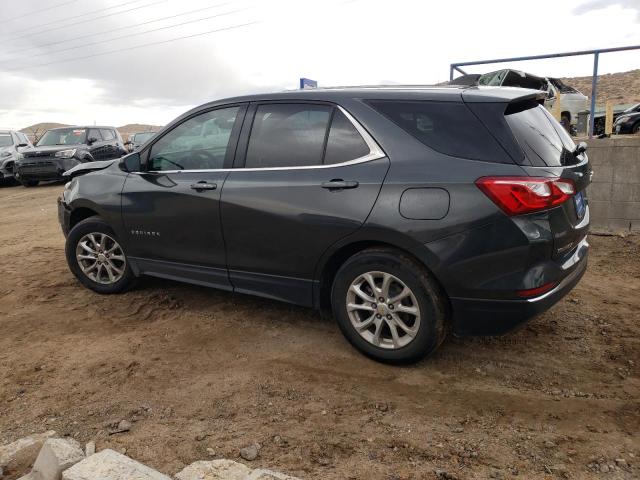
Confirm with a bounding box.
[134,132,155,144]
[0,134,13,147]
[505,104,577,167]
[37,128,87,146]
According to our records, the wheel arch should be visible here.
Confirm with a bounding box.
[314,235,449,312]
[69,206,101,230]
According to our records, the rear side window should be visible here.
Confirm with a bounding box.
[245,104,332,168]
[324,110,369,164]
[505,104,577,166]
[368,100,510,163]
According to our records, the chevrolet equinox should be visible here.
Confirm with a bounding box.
[58,86,591,363]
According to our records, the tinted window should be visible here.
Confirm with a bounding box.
[324,110,369,164]
[245,104,331,168]
[100,129,115,141]
[505,104,576,166]
[149,106,239,171]
[369,100,508,162]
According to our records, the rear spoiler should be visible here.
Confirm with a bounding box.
[461,86,547,105]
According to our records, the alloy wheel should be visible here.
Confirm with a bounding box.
[346,271,421,349]
[75,232,126,285]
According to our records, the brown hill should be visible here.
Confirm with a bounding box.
[117,123,162,141]
[561,69,640,106]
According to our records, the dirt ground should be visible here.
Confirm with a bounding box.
[0,183,638,480]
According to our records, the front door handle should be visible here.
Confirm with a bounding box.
[190,181,217,191]
[321,179,359,190]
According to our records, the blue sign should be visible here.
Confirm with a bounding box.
[299,78,318,89]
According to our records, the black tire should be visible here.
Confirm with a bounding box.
[331,248,448,364]
[561,114,571,132]
[633,122,640,134]
[21,179,39,187]
[65,216,135,294]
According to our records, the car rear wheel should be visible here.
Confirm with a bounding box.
[65,216,135,294]
[633,122,640,134]
[331,248,448,364]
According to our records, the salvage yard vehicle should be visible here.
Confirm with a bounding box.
[58,86,591,363]
[125,131,157,152]
[0,130,32,185]
[613,103,640,134]
[469,69,589,129]
[15,126,127,187]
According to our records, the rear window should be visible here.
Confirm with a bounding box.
[505,104,577,167]
[368,100,511,163]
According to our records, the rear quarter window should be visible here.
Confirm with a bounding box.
[368,100,511,163]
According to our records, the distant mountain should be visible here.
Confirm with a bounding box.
[560,69,640,106]
[117,123,162,141]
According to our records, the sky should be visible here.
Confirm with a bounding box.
[0,0,638,129]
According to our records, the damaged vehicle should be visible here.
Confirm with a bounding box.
[613,103,640,135]
[0,130,32,185]
[58,86,590,363]
[454,69,589,130]
[15,126,127,187]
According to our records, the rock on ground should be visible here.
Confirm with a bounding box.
[175,460,251,480]
[32,438,85,480]
[175,460,301,480]
[62,449,170,480]
[0,431,57,476]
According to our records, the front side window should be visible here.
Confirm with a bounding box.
[245,104,332,168]
[88,129,102,143]
[148,106,239,171]
[100,129,116,141]
[37,128,87,146]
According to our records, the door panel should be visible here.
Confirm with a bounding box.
[220,157,389,305]
[121,171,230,288]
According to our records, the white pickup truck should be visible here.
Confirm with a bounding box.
[456,69,589,129]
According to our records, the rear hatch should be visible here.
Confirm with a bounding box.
[503,100,591,257]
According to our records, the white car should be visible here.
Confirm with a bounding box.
[476,69,589,128]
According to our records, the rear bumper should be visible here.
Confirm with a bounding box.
[450,238,589,335]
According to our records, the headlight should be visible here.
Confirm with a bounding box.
[55,149,77,158]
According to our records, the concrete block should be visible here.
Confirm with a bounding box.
[608,202,640,220]
[62,449,170,480]
[587,182,612,201]
[0,431,57,475]
[587,200,610,228]
[247,469,301,480]
[611,182,640,202]
[175,460,251,480]
[591,164,613,183]
[608,219,632,232]
[32,438,85,480]
[612,160,640,185]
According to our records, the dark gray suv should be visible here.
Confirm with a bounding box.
[58,86,591,363]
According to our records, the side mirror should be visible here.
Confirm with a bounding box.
[87,137,97,145]
[120,152,141,172]
[17,143,29,148]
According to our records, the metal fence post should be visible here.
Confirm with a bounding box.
[589,52,599,138]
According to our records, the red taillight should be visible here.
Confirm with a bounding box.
[516,281,557,298]
[475,176,576,216]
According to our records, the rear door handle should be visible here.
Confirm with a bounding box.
[321,179,359,190]
[190,181,217,191]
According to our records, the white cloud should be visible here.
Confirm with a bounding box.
[0,0,638,129]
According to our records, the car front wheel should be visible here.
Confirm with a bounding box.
[65,216,135,294]
[331,248,448,364]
